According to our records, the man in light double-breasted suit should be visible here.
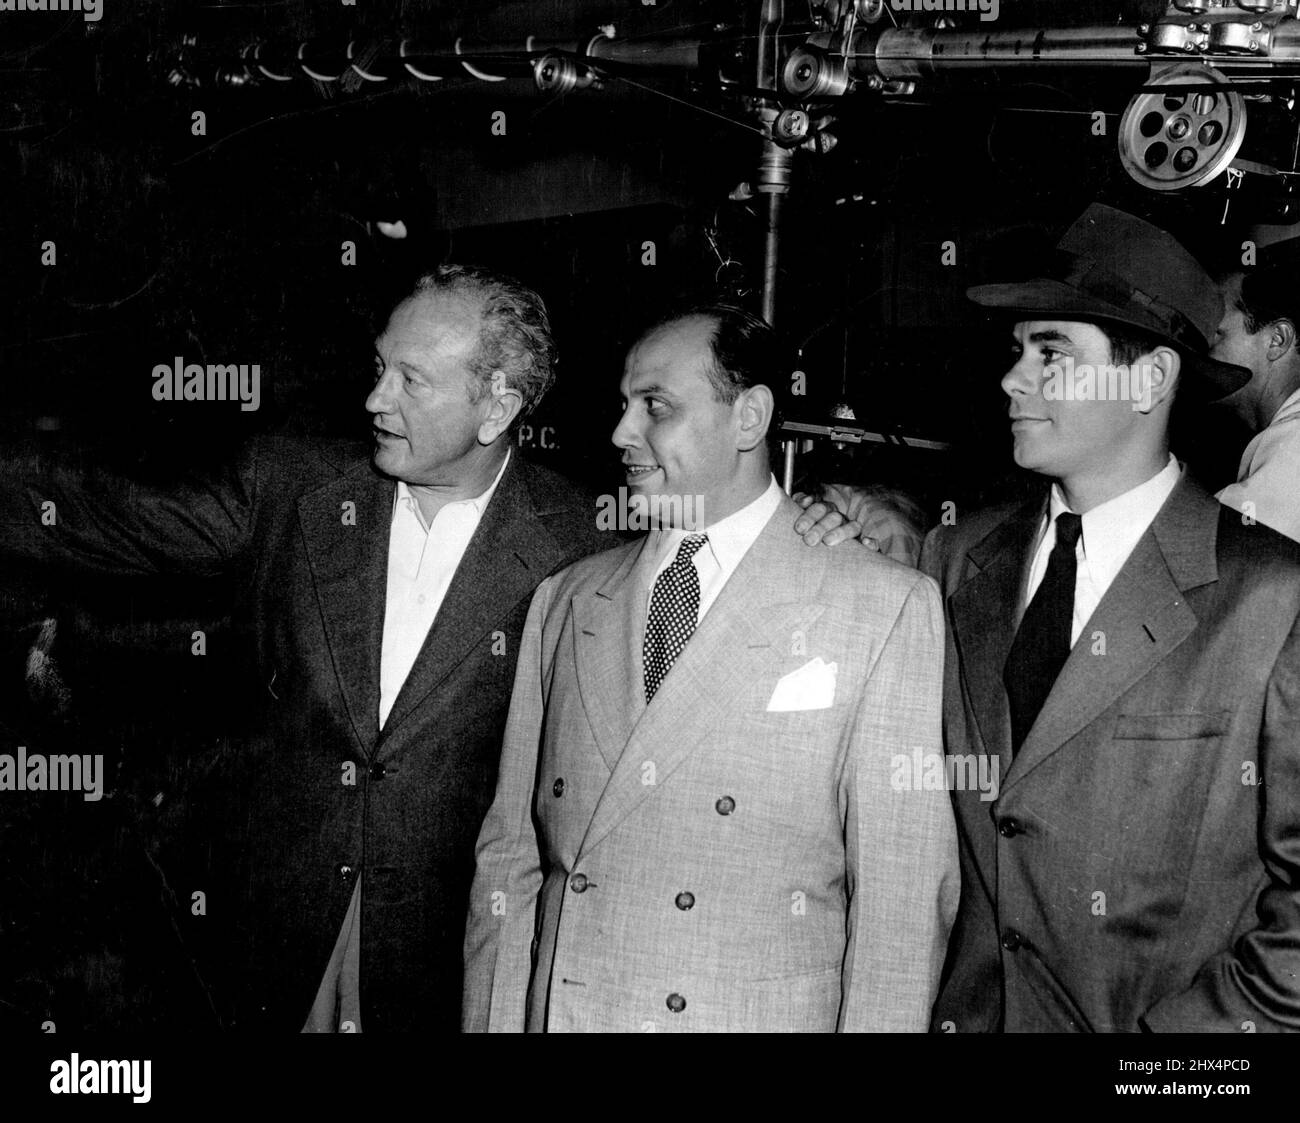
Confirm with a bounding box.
[463,304,959,1032]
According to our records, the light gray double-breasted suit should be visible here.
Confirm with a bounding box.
[463,493,960,1032]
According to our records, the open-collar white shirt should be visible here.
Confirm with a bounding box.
[379,450,510,728]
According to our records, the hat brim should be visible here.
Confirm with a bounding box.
[968,279,1250,401]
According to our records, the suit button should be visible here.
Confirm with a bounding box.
[337,864,355,884]
[715,796,736,815]
[1001,928,1024,952]
[553,778,565,797]
[665,993,686,1014]
[369,761,386,780]
[675,892,695,911]
[998,817,1020,838]
[570,874,589,893]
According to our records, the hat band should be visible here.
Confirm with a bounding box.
[1056,254,1207,353]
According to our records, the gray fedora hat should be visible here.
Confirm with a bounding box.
[968,203,1250,400]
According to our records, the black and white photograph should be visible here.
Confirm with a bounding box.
[1,0,1297,1105]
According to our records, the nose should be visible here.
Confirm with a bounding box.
[366,368,400,416]
[1001,350,1039,402]
[611,404,641,452]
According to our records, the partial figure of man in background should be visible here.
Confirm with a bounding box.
[1211,236,1300,541]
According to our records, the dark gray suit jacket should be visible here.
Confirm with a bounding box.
[1,437,610,1030]
[922,474,1300,1032]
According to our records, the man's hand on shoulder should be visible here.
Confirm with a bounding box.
[792,490,880,551]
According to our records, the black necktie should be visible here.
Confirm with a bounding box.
[1004,512,1084,754]
[643,534,708,702]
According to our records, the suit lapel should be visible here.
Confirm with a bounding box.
[1003,476,1220,792]
[576,498,822,861]
[297,465,394,758]
[571,542,652,772]
[949,496,1043,772]
[379,453,570,743]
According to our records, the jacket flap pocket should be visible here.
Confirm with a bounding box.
[1113,710,1231,741]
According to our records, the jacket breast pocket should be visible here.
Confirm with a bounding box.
[1112,710,1232,741]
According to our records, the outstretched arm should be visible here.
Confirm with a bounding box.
[0,446,258,578]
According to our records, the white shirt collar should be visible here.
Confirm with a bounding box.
[394,448,511,531]
[1269,385,1300,428]
[649,475,783,573]
[1047,452,1181,581]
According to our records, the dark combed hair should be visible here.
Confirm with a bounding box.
[643,303,787,454]
[1237,250,1300,336]
[409,264,556,419]
[1096,321,1170,368]
[648,302,787,403]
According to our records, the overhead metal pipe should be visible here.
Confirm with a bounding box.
[785,14,1300,98]
[176,30,713,89]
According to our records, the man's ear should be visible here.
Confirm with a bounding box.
[478,370,525,444]
[1132,346,1180,414]
[1267,319,1297,362]
[735,384,774,452]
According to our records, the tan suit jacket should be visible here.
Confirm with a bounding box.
[463,494,959,1032]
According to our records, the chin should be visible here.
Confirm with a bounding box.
[372,447,403,477]
[627,477,665,499]
[1011,440,1051,475]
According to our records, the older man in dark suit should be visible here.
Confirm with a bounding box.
[922,204,1300,1032]
[2,266,612,1031]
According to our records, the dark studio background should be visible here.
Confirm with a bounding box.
[0,0,1271,1028]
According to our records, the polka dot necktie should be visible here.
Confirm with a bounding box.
[643,534,709,702]
[1004,511,1084,755]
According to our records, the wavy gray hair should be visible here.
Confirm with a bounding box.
[409,264,557,421]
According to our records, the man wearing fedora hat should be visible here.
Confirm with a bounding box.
[921,202,1300,1032]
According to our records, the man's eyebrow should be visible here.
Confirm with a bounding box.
[1026,329,1073,345]
[394,359,432,380]
[372,345,431,377]
[627,383,676,398]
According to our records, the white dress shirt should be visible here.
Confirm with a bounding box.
[1217,386,1300,544]
[643,475,783,625]
[379,450,511,728]
[1024,454,1181,647]
[303,449,510,1033]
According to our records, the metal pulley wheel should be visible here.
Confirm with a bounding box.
[1118,63,1246,191]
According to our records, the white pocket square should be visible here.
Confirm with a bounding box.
[766,657,837,712]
